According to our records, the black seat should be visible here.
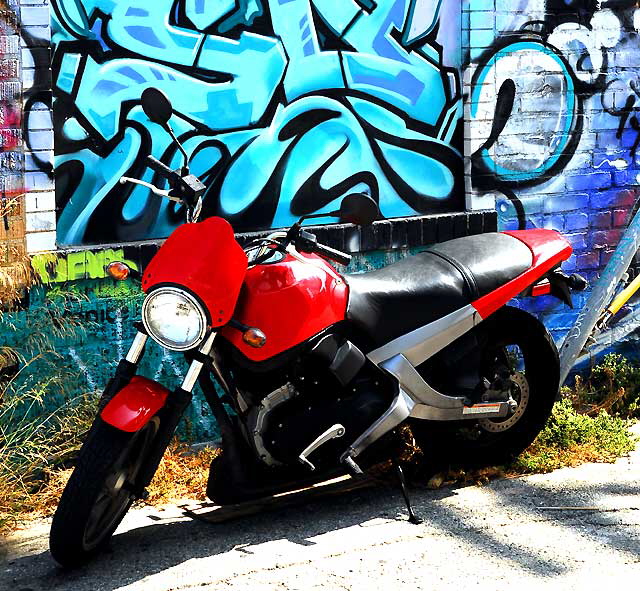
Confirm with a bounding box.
[345,233,533,348]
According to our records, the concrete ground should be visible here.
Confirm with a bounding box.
[2,425,639,591]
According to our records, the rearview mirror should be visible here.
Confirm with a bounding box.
[338,193,380,226]
[141,87,173,128]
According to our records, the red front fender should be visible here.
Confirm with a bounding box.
[101,376,170,432]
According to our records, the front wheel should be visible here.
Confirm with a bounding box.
[412,306,560,467]
[50,416,160,567]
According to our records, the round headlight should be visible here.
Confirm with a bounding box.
[142,287,207,351]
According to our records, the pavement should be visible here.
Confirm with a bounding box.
[1,424,639,591]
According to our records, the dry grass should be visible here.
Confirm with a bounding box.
[144,442,220,505]
[1,440,220,536]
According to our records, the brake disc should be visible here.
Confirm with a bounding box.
[478,371,529,433]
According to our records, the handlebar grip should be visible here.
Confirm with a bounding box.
[147,155,174,179]
[314,242,352,266]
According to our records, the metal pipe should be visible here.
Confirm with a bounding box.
[559,206,640,384]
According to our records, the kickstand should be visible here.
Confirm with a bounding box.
[394,463,422,525]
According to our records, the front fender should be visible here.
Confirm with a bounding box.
[101,376,170,432]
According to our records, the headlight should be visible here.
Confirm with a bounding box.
[142,287,207,351]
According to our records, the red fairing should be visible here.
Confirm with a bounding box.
[472,229,572,318]
[220,251,348,362]
[101,376,170,432]
[142,217,248,328]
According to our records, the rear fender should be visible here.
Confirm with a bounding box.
[101,376,170,432]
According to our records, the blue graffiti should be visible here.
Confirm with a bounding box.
[51,0,464,244]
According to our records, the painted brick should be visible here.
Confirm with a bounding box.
[590,189,637,210]
[576,251,600,271]
[24,150,53,172]
[565,213,589,231]
[590,211,612,229]
[543,193,589,213]
[24,190,54,212]
[25,108,52,130]
[613,209,630,227]
[591,229,624,250]
[543,215,565,231]
[564,232,588,251]
[565,171,612,192]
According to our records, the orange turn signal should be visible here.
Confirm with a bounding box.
[242,327,267,348]
[106,261,131,281]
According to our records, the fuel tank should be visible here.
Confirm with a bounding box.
[220,250,348,362]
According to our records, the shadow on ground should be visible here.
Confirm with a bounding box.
[2,469,638,590]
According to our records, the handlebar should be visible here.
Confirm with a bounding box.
[147,155,175,180]
[313,242,352,266]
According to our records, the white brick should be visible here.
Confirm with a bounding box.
[25,171,54,191]
[25,109,52,130]
[26,230,56,253]
[20,6,50,27]
[26,210,56,232]
[25,190,55,212]
[25,150,54,172]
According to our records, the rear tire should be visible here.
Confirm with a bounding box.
[412,306,559,467]
[49,417,160,567]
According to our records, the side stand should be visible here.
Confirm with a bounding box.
[394,463,422,525]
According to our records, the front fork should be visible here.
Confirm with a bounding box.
[100,329,217,497]
[124,329,216,391]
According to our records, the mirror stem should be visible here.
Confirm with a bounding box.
[166,124,190,173]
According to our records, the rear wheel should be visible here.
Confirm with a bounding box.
[49,417,160,567]
[412,306,559,467]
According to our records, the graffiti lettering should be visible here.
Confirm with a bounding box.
[49,0,465,245]
[31,248,138,283]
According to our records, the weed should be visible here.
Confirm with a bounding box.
[569,353,640,418]
[510,398,637,474]
[0,362,97,534]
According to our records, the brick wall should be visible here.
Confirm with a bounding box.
[464,0,640,343]
[2,1,640,413]
[20,0,53,253]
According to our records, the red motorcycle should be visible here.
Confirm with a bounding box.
[50,89,586,566]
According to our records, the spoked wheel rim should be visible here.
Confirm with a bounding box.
[82,418,158,550]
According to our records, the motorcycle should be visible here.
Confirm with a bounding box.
[49,88,586,567]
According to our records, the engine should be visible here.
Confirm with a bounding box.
[239,334,395,471]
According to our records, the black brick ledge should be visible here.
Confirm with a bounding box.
[235,210,497,253]
[47,211,498,273]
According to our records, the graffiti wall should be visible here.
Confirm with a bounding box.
[2,0,640,436]
[50,0,464,245]
[465,0,640,351]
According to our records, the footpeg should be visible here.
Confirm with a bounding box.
[342,455,363,475]
[298,424,345,471]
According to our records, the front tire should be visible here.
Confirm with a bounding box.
[49,417,160,567]
[412,306,559,467]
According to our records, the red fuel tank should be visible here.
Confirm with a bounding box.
[220,251,349,362]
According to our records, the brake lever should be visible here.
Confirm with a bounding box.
[119,176,183,203]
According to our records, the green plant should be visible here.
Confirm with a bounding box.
[569,353,640,418]
[0,358,97,533]
[510,398,637,474]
